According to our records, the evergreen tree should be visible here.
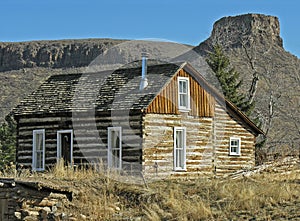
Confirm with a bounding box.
[0,115,16,170]
[206,44,254,115]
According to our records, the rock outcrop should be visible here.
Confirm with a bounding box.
[198,14,283,53]
[0,39,124,72]
[196,13,300,153]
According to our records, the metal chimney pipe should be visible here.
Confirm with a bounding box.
[139,52,149,90]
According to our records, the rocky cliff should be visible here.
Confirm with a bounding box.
[1,13,299,153]
[196,14,300,153]
[198,14,283,53]
[0,39,125,72]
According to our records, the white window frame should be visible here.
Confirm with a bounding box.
[57,130,73,166]
[32,129,45,171]
[178,77,190,111]
[229,137,241,156]
[108,127,122,170]
[174,127,187,171]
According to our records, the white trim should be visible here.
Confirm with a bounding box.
[32,129,45,171]
[178,77,190,111]
[57,130,73,165]
[107,127,122,169]
[173,127,187,171]
[229,137,241,156]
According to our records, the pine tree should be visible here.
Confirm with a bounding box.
[206,44,254,115]
[0,115,16,170]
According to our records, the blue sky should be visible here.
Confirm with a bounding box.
[1,0,299,57]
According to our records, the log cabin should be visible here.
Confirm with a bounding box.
[13,57,264,178]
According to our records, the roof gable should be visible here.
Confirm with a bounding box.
[182,63,264,136]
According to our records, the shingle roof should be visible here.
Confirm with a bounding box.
[13,62,183,116]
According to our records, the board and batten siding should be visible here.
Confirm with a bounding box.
[142,113,214,179]
[213,103,256,176]
[145,69,215,117]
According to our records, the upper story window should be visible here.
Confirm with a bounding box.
[32,129,45,171]
[229,137,241,156]
[178,77,190,111]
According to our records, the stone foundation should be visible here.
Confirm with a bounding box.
[0,178,76,221]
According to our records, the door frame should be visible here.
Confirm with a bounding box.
[57,130,73,166]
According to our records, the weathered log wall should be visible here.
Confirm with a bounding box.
[213,103,256,176]
[17,115,71,167]
[16,110,143,172]
[142,113,214,179]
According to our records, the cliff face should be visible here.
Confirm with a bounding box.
[0,39,124,72]
[196,14,300,153]
[1,13,299,152]
[198,14,283,53]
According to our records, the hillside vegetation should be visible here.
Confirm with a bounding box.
[2,157,300,220]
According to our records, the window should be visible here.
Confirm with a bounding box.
[229,137,241,156]
[178,77,190,111]
[32,129,45,171]
[108,127,122,169]
[174,127,186,171]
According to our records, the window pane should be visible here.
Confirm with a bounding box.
[182,81,187,93]
[231,140,238,146]
[231,147,237,153]
[180,94,187,107]
[176,149,185,168]
[111,131,120,149]
[179,81,183,93]
[35,133,43,151]
[179,80,187,93]
[35,151,43,169]
[112,149,120,168]
[176,130,183,149]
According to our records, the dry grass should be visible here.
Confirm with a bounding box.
[1,161,300,220]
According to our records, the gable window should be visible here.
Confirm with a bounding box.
[108,127,122,169]
[32,129,45,171]
[178,77,190,111]
[174,127,186,171]
[229,137,241,156]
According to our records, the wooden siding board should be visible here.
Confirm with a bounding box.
[145,69,215,117]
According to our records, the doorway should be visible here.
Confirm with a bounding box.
[57,130,73,165]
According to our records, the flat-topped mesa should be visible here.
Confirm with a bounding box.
[200,14,283,51]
